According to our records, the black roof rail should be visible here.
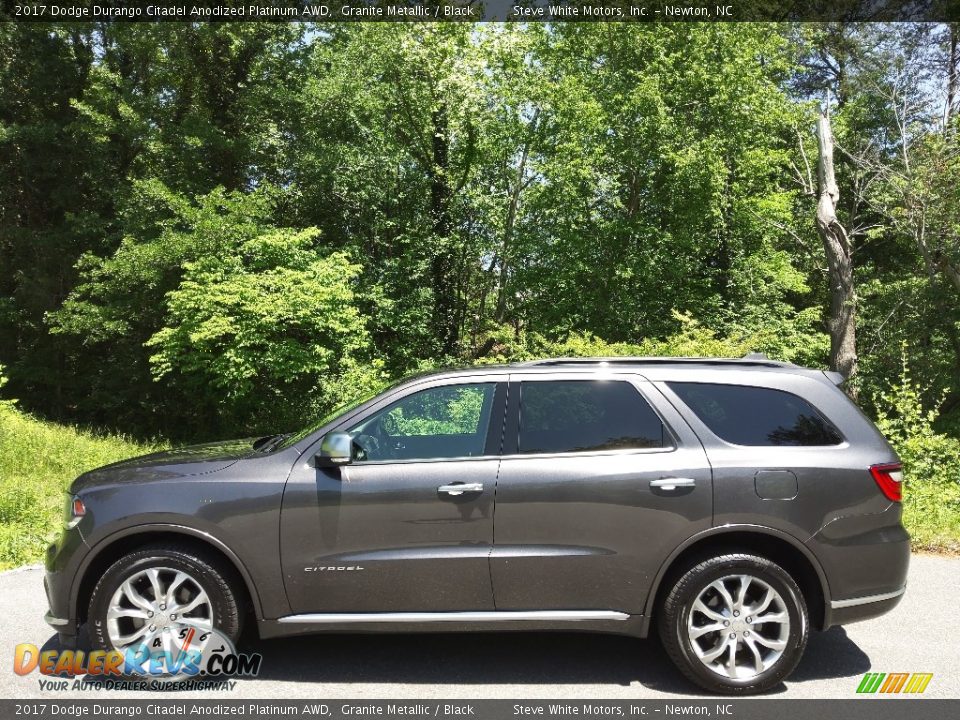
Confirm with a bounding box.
[514,353,794,369]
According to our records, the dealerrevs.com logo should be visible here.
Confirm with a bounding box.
[13,628,262,691]
[856,672,934,694]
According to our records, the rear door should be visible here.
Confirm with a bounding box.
[490,372,712,614]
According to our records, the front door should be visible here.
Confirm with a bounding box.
[281,379,505,614]
[490,374,712,614]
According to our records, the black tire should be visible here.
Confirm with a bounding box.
[87,543,243,653]
[658,553,809,695]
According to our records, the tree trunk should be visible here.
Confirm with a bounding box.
[496,108,539,322]
[816,111,858,382]
[947,23,958,129]
[428,102,458,356]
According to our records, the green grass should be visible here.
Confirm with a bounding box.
[0,405,161,569]
[902,480,960,555]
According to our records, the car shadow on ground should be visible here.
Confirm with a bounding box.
[788,627,873,682]
[242,626,870,694]
[46,625,869,696]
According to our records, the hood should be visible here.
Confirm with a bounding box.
[70,437,259,493]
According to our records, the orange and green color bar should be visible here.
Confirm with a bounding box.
[857,672,933,694]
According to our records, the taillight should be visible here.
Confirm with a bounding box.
[870,463,903,502]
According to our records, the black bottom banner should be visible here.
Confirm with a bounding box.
[1,700,957,720]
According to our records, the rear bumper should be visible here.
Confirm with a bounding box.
[807,503,910,629]
[825,585,906,628]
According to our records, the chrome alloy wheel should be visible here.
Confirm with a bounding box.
[686,574,791,680]
[106,566,213,654]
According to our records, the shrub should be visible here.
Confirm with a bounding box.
[874,346,960,552]
[470,310,827,368]
[146,229,384,433]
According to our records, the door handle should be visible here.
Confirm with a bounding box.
[438,483,483,496]
[650,477,697,491]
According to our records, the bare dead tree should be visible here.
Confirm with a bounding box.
[946,23,958,130]
[808,25,960,376]
[843,56,960,297]
[816,109,858,382]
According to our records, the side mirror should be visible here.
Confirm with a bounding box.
[315,431,353,467]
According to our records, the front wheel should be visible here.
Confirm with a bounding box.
[658,553,809,695]
[87,543,242,656]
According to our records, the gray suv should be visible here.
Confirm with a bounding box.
[44,356,909,694]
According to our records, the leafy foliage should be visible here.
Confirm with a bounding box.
[147,229,374,431]
[0,365,14,410]
[470,311,824,368]
[47,186,381,437]
[875,347,960,552]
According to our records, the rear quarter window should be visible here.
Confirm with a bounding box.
[666,382,843,447]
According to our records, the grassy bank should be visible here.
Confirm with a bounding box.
[901,473,960,554]
[903,493,960,554]
[0,406,160,569]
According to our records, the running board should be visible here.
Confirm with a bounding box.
[277,610,630,624]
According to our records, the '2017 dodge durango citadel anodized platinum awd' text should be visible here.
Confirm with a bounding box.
[45,355,909,694]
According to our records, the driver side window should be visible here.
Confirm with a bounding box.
[348,383,496,462]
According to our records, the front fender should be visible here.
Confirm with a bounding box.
[72,521,271,622]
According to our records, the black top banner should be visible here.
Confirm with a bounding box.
[1,0,959,22]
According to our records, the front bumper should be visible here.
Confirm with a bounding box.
[43,608,70,628]
[43,523,89,639]
[43,608,77,649]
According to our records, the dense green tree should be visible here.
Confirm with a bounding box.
[49,185,382,439]
[0,24,100,415]
[3,23,310,437]
[508,24,816,346]
[146,228,377,433]
[294,24,491,365]
[0,21,957,441]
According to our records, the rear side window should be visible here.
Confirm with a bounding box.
[518,380,667,454]
[667,382,842,446]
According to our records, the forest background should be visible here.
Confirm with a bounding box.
[1,22,959,565]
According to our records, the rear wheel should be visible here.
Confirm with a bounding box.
[87,544,242,655]
[658,553,808,695]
